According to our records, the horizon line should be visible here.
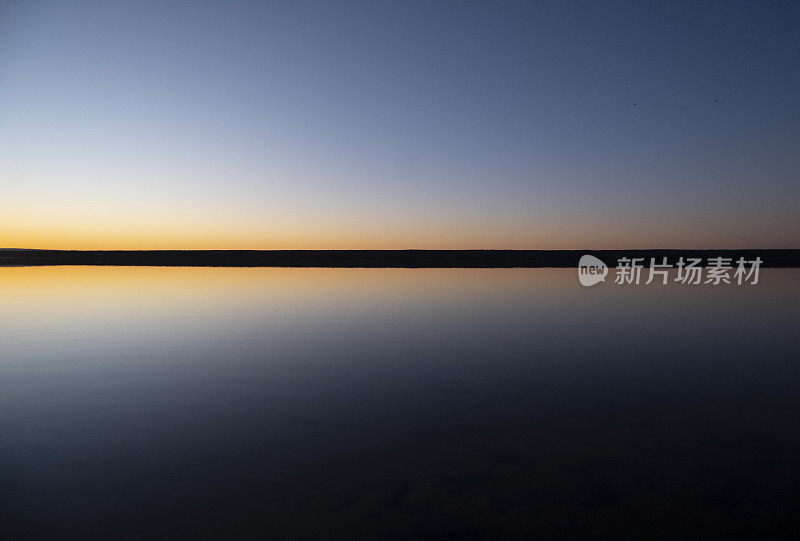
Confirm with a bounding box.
[2,248,799,268]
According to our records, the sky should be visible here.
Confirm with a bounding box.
[1,0,798,249]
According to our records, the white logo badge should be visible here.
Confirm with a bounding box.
[578,254,608,286]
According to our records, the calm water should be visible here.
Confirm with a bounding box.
[1,267,799,538]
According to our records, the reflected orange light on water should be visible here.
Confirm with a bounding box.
[0,266,574,312]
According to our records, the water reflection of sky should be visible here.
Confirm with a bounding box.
[1,267,799,537]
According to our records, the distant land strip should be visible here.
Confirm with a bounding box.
[1,249,799,268]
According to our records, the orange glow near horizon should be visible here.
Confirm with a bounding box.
[4,217,798,250]
[3,190,798,250]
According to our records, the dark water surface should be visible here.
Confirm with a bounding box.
[1,267,799,538]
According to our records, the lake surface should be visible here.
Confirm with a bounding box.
[1,266,799,538]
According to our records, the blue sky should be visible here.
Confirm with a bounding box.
[1,0,798,248]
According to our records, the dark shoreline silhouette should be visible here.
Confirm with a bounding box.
[1,249,799,267]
